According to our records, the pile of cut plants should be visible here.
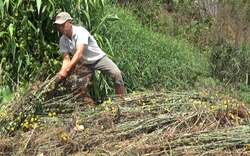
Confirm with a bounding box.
[0,67,250,155]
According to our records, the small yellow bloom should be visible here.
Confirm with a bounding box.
[107,98,112,103]
[142,103,145,106]
[62,110,65,112]
[48,113,52,116]
[11,128,14,131]
[30,117,34,122]
[102,101,107,107]
[115,145,122,148]
[215,94,218,96]
[52,112,56,116]
[150,99,156,103]
[189,99,194,102]
[17,117,21,122]
[224,100,227,105]
[106,107,109,111]
[229,113,235,119]
[210,105,216,109]
[133,91,136,95]
[61,133,69,141]
[148,108,151,112]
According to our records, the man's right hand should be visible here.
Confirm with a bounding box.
[55,74,64,85]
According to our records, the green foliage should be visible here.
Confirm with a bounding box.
[0,0,119,101]
[116,0,250,98]
[102,6,209,91]
[0,0,61,90]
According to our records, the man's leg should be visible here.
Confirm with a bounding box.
[92,56,125,94]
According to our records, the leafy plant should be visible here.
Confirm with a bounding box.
[0,0,119,102]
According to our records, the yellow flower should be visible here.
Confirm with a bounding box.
[142,103,145,106]
[52,112,56,116]
[224,100,227,105]
[107,98,112,103]
[150,99,156,104]
[17,117,21,122]
[22,123,28,129]
[148,108,151,112]
[115,145,122,148]
[62,110,65,113]
[48,113,52,116]
[106,107,109,111]
[30,117,34,122]
[210,105,216,109]
[229,113,234,119]
[11,128,14,131]
[215,93,218,96]
[189,99,194,102]
[102,101,107,107]
[61,133,69,141]
[133,91,136,95]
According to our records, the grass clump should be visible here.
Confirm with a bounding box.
[102,6,210,92]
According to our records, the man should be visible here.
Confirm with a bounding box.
[53,12,125,94]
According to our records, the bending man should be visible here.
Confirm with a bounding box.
[53,12,125,94]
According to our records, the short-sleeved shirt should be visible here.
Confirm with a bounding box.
[59,25,106,64]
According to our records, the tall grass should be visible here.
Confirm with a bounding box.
[0,0,119,102]
[118,0,250,87]
[102,5,210,92]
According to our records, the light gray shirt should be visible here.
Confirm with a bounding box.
[59,25,106,64]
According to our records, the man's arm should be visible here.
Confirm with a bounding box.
[58,44,85,79]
